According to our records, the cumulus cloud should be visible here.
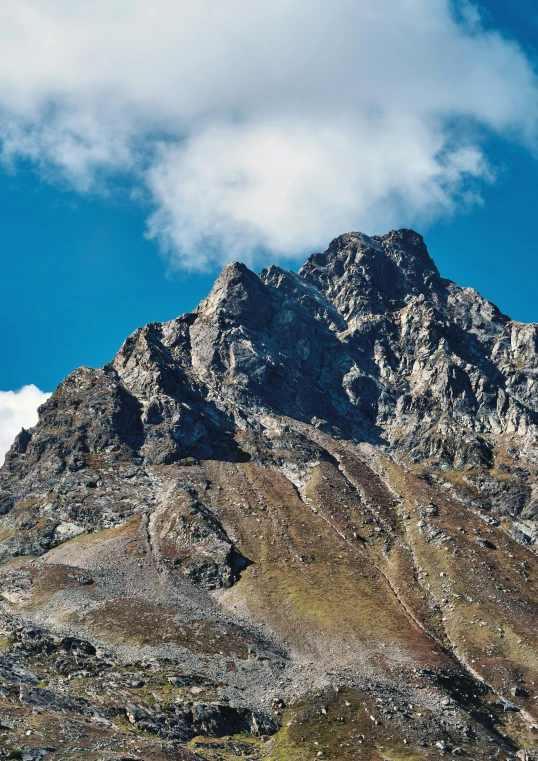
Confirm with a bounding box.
[0,385,50,465]
[0,0,536,269]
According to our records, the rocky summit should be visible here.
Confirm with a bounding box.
[1,229,538,761]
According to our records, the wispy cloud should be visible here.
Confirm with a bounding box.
[0,0,536,270]
[0,385,50,465]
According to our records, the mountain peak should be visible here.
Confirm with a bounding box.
[197,259,258,308]
[1,229,538,760]
[299,228,441,322]
[374,227,439,274]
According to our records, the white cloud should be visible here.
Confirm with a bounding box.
[0,385,50,465]
[0,0,536,269]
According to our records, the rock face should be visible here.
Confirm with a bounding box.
[1,229,538,760]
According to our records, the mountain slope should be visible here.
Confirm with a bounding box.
[1,229,538,761]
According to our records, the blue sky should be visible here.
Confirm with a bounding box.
[1,0,538,459]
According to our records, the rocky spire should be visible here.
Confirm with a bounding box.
[299,229,441,323]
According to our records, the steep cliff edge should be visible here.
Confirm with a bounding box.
[0,230,538,760]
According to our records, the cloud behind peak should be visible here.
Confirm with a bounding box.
[0,0,536,270]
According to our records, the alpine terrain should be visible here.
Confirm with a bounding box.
[2,229,538,761]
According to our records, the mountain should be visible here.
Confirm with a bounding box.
[1,229,538,761]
